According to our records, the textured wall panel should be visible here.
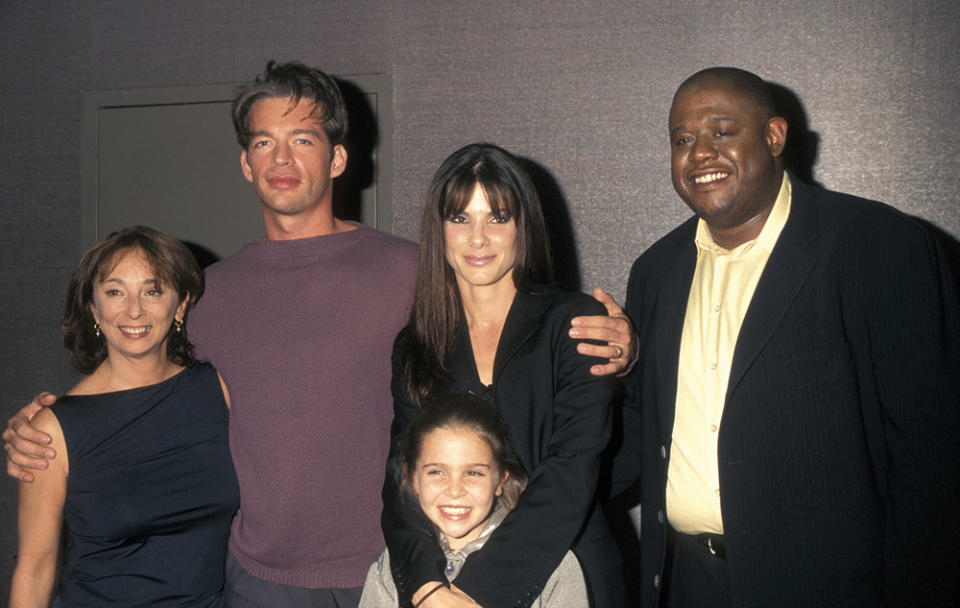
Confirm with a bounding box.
[1,1,957,600]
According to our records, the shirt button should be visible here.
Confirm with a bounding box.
[713,304,721,312]
[709,362,718,370]
[710,424,718,433]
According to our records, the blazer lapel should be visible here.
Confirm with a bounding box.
[492,291,543,384]
[656,232,698,438]
[727,179,818,399]
[448,322,479,392]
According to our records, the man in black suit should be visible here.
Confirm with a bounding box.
[619,67,960,607]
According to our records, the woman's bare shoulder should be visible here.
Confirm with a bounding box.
[31,407,62,437]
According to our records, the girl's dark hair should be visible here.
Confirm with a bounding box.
[61,226,204,375]
[399,143,554,404]
[400,394,528,510]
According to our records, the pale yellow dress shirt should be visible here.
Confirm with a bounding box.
[666,174,792,535]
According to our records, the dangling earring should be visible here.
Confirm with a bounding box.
[174,318,183,333]
[93,322,101,338]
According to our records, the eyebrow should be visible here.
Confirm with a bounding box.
[102,277,158,284]
[291,128,324,138]
[249,127,324,139]
[420,463,492,469]
[670,116,736,138]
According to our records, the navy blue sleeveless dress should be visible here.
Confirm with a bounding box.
[50,361,239,607]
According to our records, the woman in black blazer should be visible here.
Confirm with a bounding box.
[381,143,629,608]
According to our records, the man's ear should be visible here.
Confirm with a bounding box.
[330,144,348,179]
[240,149,254,183]
[765,116,788,158]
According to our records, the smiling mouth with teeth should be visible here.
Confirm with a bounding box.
[439,506,471,517]
[693,171,730,185]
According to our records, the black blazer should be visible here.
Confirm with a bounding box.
[383,289,621,608]
[619,177,960,607]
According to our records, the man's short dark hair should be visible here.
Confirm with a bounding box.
[676,67,778,120]
[231,60,348,149]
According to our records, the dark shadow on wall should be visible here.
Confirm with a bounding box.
[520,158,582,291]
[333,78,377,223]
[769,82,960,281]
[768,82,822,188]
[183,241,221,270]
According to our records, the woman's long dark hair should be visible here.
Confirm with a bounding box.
[399,143,554,405]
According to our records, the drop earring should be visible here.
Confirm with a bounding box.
[174,318,183,333]
[94,322,101,338]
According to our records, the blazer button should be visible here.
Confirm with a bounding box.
[657,510,665,524]
[660,445,667,459]
[654,574,660,588]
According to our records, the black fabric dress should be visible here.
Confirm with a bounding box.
[50,361,239,607]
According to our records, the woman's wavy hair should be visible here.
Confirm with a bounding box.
[398,143,554,404]
[61,226,204,374]
[400,394,528,511]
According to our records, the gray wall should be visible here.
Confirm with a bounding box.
[1,1,957,599]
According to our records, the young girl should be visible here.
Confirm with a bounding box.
[361,394,587,607]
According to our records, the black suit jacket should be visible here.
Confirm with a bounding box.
[619,177,960,607]
[383,290,622,608]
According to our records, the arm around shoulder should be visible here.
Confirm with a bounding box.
[4,392,59,482]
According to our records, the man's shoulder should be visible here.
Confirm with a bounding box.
[647,215,698,254]
[201,227,418,278]
[348,227,419,290]
[796,178,907,225]
[200,242,258,281]
[793,179,935,245]
[628,215,697,278]
[353,225,419,259]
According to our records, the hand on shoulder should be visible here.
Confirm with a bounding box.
[4,393,58,482]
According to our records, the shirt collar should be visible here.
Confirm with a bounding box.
[694,173,792,256]
[438,504,508,558]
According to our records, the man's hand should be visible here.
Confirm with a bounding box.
[4,392,58,482]
[570,288,636,376]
